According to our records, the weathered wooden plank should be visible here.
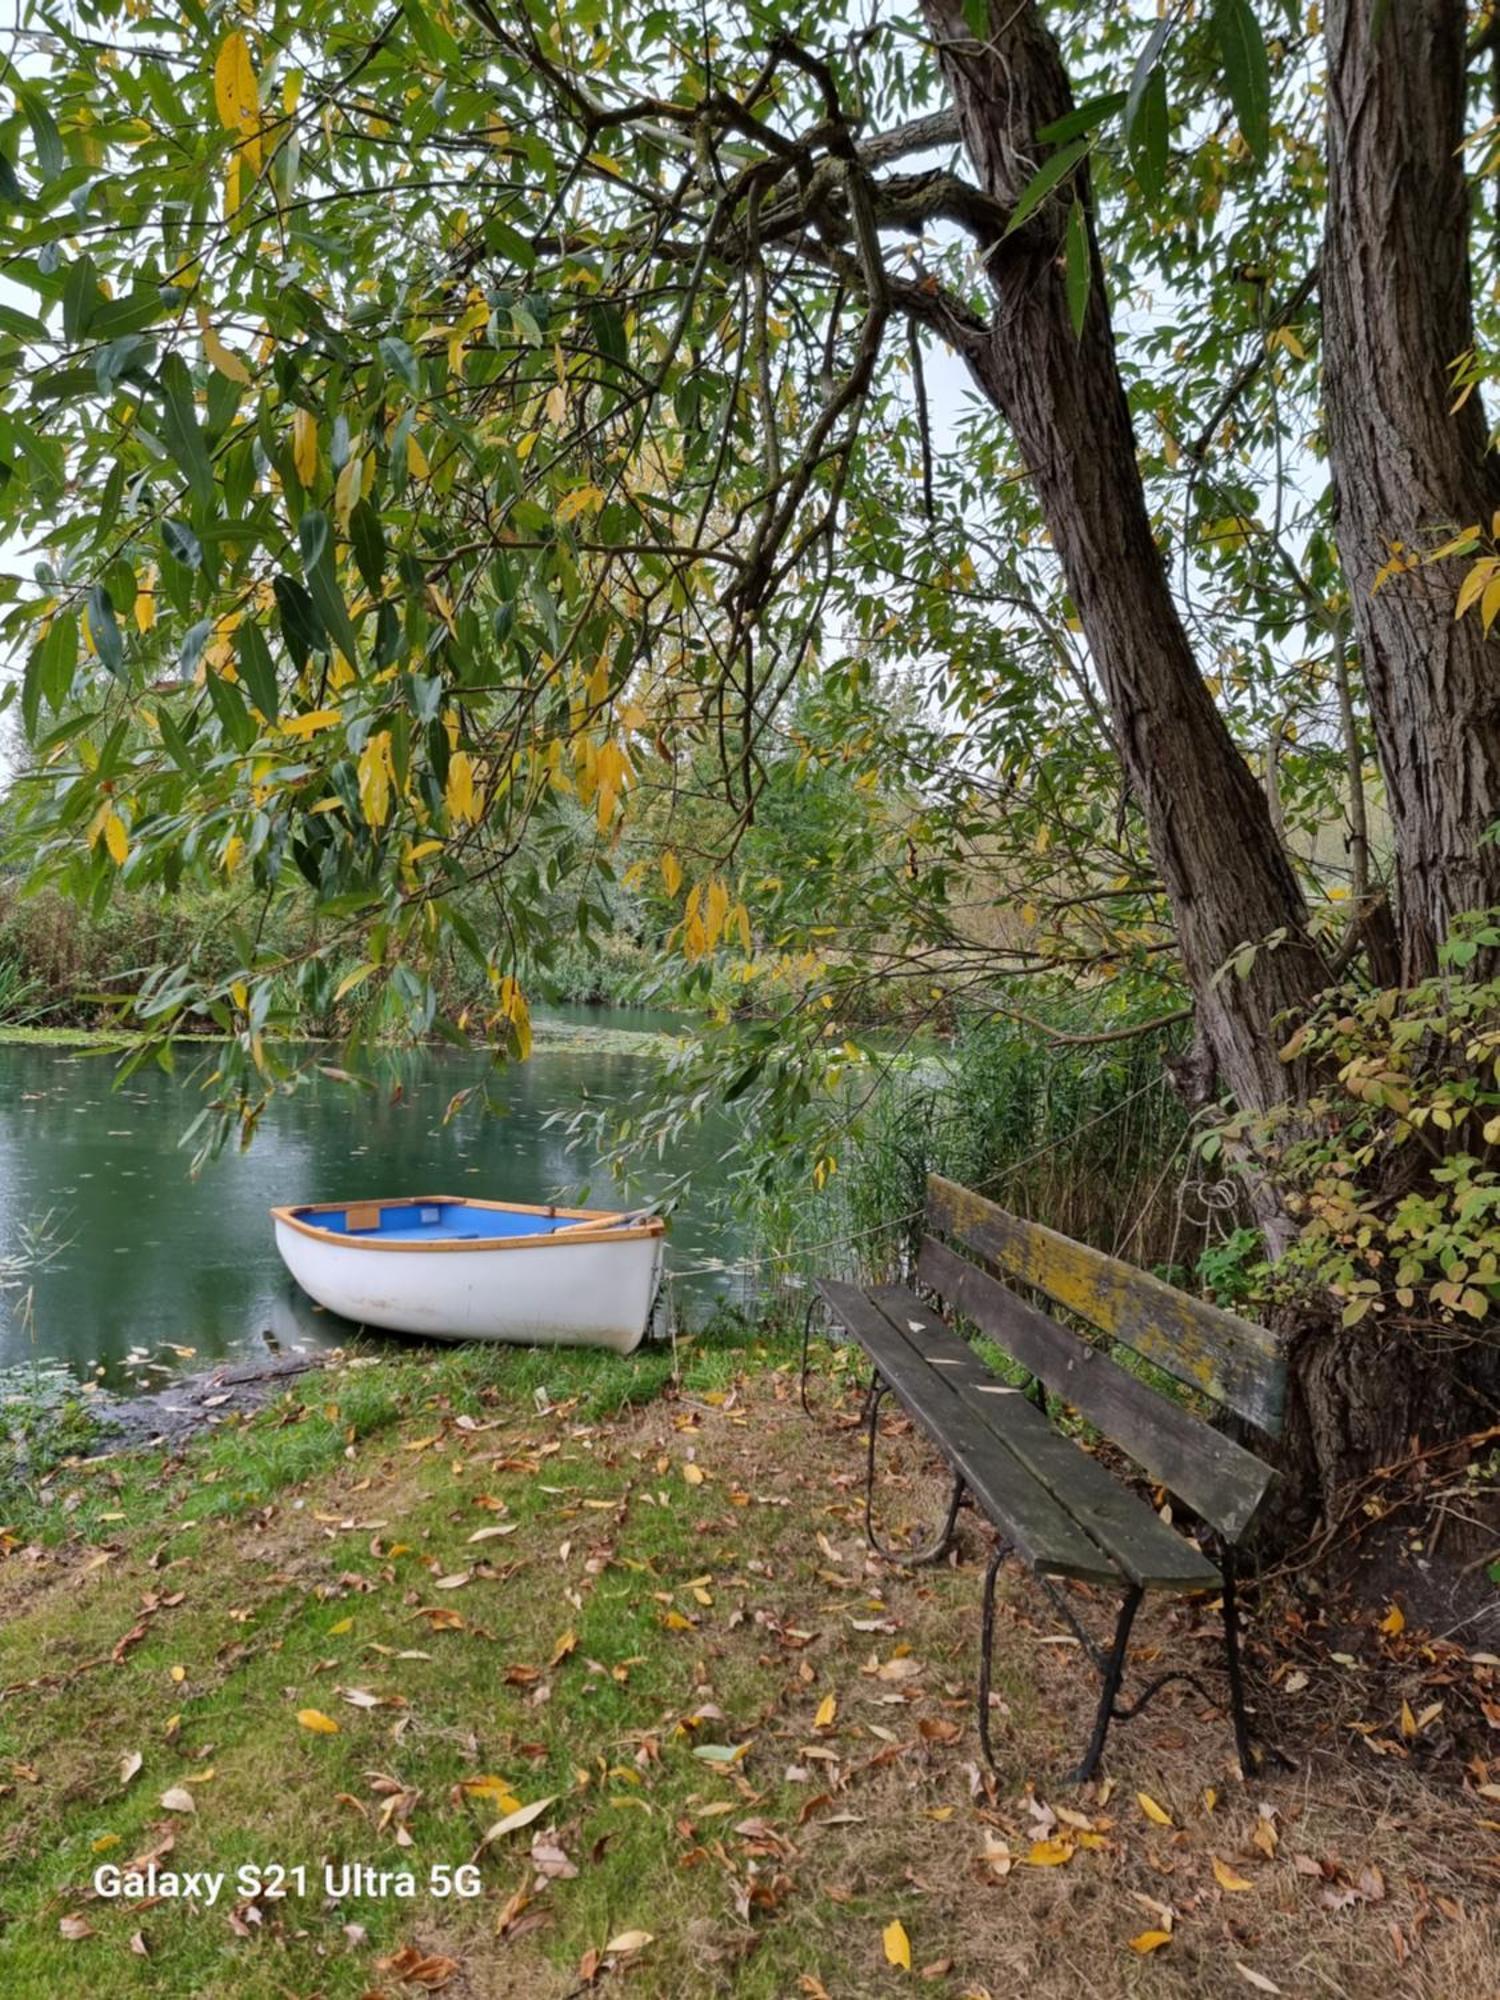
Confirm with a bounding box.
[814,1280,1123,1584]
[916,1238,1276,1541]
[926,1175,1286,1435]
[867,1286,1222,1591]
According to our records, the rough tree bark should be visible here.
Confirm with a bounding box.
[919,0,1328,1116]
[916,0,1500,1511]
[1323,0,1500,979]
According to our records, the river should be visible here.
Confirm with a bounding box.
[0,1009,754,1388]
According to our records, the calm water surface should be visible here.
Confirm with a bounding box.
[0,1008,752,1387]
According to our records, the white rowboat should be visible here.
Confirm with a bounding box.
[271,1196,666,1354]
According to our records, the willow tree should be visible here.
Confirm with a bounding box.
[4,0,1500,1519]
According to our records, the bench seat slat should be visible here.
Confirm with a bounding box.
[815,1280,1123,1586]
[916,1238,1275,1542]
[866,1287,1222,1592]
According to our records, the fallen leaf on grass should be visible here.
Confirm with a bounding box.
[119,1750,142,1787]
[1235,1967,1282,1994]
[1137,1791,1173,1827]
[1024,1838,1075,1867]
[159,1787,195,1814]
[1129,1930,1172,1954]
[883,1919,912,1970]
[381,1944,460,1989]
[605,1927,653,1954]
[1212,1855,1254,1892]
[814,1694,837,1729]
[296,1708,340,1735]
[58,1914,94,1941]
[467,1524,518,1543]
[476,1795,556,1849]
[550,1628,577,1666]
[683,1462,706,1486]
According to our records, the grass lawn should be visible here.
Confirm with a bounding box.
[0,1324,1494,1998]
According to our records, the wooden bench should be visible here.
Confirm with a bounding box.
[803,1173,1287,1781]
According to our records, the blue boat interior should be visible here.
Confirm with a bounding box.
[301,1200,609,1243]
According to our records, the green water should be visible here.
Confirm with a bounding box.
[0,1009,752,1388]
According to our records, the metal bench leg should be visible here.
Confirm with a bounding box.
[977,1538,1015,1769]
[799,1296,819,1415]
[863,1375,965,1566]
[1069,1584,1143,1784]
[1221,1545,1254,1778]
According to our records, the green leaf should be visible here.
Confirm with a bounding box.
[236,622,280,721]
[349,498,386,597]
[1128,66,1169,203]
[162,518,203,570]
[1123,13,1174,132]
[274,573,328,669]
[19,89,64,180]
[1064,198,1091,337]
[298,508,361,666]
[1002,136,1090,240]
[158,353,215,506]
[1213,0,1271,160]
[1037,91,1128,148]
[86,583,125,680]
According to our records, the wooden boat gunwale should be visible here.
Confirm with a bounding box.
[270,1194,665,1255]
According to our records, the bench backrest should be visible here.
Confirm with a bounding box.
[923,1174,1285,1542]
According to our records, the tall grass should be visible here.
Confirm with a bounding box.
[749,1008,1218,1294]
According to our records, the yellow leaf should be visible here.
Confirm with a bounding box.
[1456,557,1497,620]
[296,1708,340,1735]
[1137,1791,1173,1827]
[213,30,258,135]
[556,484,604,525]
[445,749,478,825]
[549,1628,577,1666]
[1024,1838,1075,1867]
[203,327,251,384]
[683,1462,705,1486]
[1213,1855,1255,1892]
[328,1617,353,1636]
[333,963,376,1003]
[1129,1929,1172,1954]
[292,408,318,487]
[103,811,129,867]
[605,1929,653,1954]
[281,707,341,739]
[882,1920,911,1971]
[661,849,682,896]
[357,731,393,828]
[1399,1698,1417,1739]
[1379,1603,1405,1637]
[661,1609,693,1631]
[406,430,430,479]
[814,1693,837,1730]
[134,578,156,633]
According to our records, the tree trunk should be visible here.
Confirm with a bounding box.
[1323,0,1500,978]
[921,0,1329,1117]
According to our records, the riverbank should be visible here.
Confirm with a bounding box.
[1,1332,1493,1999]
[0,1016,686,1058]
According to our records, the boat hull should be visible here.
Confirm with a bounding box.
[272,1202,664,1354]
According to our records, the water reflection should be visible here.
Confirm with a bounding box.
[0,1013,748,1385]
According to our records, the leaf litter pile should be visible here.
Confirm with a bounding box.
[0,1330,1497,1998]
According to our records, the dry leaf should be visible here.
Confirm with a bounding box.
[159,1786,195,1814]
[119,1750,143,1787]
[605,1929,653,1954]
[1213,1855,1255,1892]
[1235,1967,1282,1995]
[1129,1929,1172,1954]
[814,1693,837,1729]
[1024,1838,1075,1867]
[477,1795,556,1847]
[882,1919,912,1971]
[550,1629,577,1667]
[1379,1603,1405,1637]
[1136,1791,1173,1827]
[58,1914,94,1941]
[297,1708,341,1735]
[683,1462,706,1486]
